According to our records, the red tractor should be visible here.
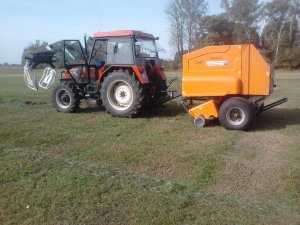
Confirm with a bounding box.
[25,30,176,117]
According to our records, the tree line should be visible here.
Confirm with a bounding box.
[165,0,300,70]
[0,63,21,67]
[20,0,299,70]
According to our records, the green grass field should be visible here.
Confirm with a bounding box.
[0,67,299,225]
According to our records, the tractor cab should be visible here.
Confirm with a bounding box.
[62,30,165,83]
[90,30,167,84]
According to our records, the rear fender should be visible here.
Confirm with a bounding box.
[150,65,167,80]
[99,65,149,84]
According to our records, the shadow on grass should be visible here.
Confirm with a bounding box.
[254,108,300,131]
[141,106,300,130]
[139,102,187,118]
[77,106,105,114]
[24,100,48,106]
[76,101,187,117]
[74,104,299,131]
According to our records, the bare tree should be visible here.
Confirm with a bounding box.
[221,0,262,43]
[165,0,186,62]
[194,14,235,48]
[165,0,207,63]
[182,0,207,51]
[264,0,291,62]
[289,0,300,45]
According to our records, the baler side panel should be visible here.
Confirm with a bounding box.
[241,45,250,95]
[248,45,271,95]
[182,45,243,97]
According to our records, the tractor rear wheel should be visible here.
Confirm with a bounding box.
[52,83,80,113]
[219,97,255,131]
[101,70,144,117]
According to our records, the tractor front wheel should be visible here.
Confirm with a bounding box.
[52,83,80,113]
[219,97,255,131]
[101,70,144,117]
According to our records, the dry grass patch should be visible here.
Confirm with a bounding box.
[215,130,298,200]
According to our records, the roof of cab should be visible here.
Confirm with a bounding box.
[94,30,155,39]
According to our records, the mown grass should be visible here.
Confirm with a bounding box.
[0,68,300,224]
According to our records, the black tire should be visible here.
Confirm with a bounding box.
[101,70,144,117]
[52,83,80,113]
[256,103,264,116]
[144,73,168,109]
[219,97,255,131]
[151,72,168,94]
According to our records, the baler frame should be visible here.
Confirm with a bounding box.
[180,44,288,130]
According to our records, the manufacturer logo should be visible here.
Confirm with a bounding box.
[206,60,230,66]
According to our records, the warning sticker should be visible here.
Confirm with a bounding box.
[206,60,230,66]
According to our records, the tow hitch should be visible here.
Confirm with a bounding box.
[262,98,288,111]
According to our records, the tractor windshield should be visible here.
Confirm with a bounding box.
[135,38,157,58]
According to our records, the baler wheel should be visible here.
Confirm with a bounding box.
[52,83,80,113]
[219,97,255,131]
[101,70,144,117]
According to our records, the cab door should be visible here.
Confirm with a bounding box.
[63,40,89,83]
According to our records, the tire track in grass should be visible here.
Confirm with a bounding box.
[1,144,299,225]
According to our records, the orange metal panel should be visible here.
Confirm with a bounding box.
[249,45,271,95]
[182,44,272,98]
[182,45,243,97]
[241,45,250,95]
[188,100,219,119]
[183,76,242,97]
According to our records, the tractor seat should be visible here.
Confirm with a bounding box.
[96,60,105,68]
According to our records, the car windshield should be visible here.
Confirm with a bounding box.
[135,38,157,58]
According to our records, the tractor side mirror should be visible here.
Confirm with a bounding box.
[113,43,118,53]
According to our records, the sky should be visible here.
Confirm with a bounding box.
[0,0,223,64]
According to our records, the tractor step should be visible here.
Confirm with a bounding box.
[262,97,288,111]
